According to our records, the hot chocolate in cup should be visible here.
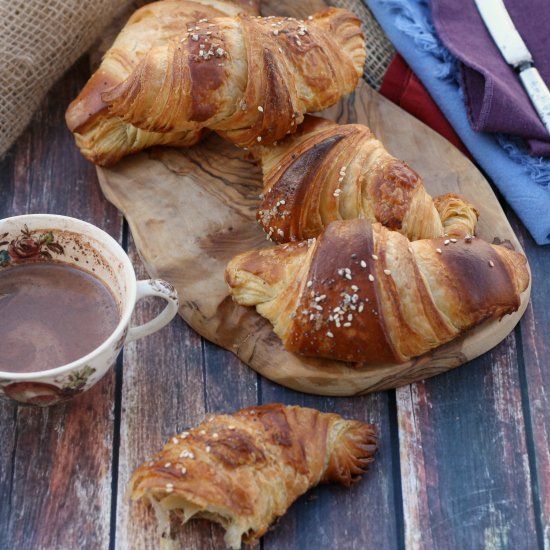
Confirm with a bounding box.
[0,214,179,406]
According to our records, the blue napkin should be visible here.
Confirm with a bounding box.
[364,0,550,245]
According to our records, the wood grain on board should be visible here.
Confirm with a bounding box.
[97,80,530,396]
[0,57,122,550]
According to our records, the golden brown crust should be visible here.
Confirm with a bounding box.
[258,115,479,243]
[433,192,479,237]
[129,404,377,549]
[226,219,529,364]
[65,0,261,166]
[102,9,365,149]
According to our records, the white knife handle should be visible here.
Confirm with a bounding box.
[519,66,550,137]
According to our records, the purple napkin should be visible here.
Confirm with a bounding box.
[431,0,550,156]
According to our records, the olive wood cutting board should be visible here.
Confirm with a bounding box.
[96,1,530,396]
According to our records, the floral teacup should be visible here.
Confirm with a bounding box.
[0,214,179,406]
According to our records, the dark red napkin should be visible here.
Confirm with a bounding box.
[431,0,550,157]
[379,53,471,158]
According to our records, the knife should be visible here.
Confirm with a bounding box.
[474,0,550,136]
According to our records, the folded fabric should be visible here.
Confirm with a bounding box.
[364,0,550,245]
[432,0,550,157]
[380,53,470,158]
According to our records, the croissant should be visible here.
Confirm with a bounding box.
[225,219,529,364]
[257,115,479,243]
[129,403,377,549]
[65,0,260,166]
[101,8,366,149]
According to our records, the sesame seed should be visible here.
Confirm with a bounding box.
[384,269,391,275]
[296,39,302,46]
[444,239,450,245]
[408,247,413,253]
[465,235,472,242]
[368,274,375,282]
[358,303,364,312]
[326,331,334,338]
[180,450,195,459]
[165,483,174,492]
[228,425,235,430]
[258,105,264,112]
[489,260,495,267]
[273,30,279,35]
[206,446,212,453]
[180,432,189,439]
[308,15,314,20]
[351,285,359,291]
[333,189,342,197]
[436,248,442,254]
[450,238,457,243]
[164,462,171,468]
[257,136,262,142]
[343,322,351,327]
[345,273,352,280]
[212,433,219,438]
[191,34,199,41]
[306,280,313,287]
[180,467,187,474]
[371,254,378,260]
[199,430,206,435]
[360,260,367,268]
[172,437,179,444]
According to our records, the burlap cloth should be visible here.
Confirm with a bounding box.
[0,0,394,157]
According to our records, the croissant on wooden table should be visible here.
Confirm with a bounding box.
[101,8,366,150]
[129,403,377,549]
[66,0,261,166]
[226,219,529,364]
[257,115,479,243]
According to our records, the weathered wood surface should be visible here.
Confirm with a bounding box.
[2,0,550,549]
[0,57,122,549]
[97,78,530,397]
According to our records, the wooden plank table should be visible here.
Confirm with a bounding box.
[1,55,549,550]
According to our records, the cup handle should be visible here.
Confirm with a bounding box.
[126,279,179,343]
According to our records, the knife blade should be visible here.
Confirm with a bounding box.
[474,0,550,137]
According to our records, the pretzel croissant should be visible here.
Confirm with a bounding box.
[102,8,365,150]
[257,115,478,243]
[129,404,377,549]
[226,219,529,364]
[66,0,260,166]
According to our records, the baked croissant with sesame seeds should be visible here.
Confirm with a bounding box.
[101,8,365,150]
[66,0,261,166]
[225,219,529,364]
[257,115,479,243]
[129,403,377,549]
